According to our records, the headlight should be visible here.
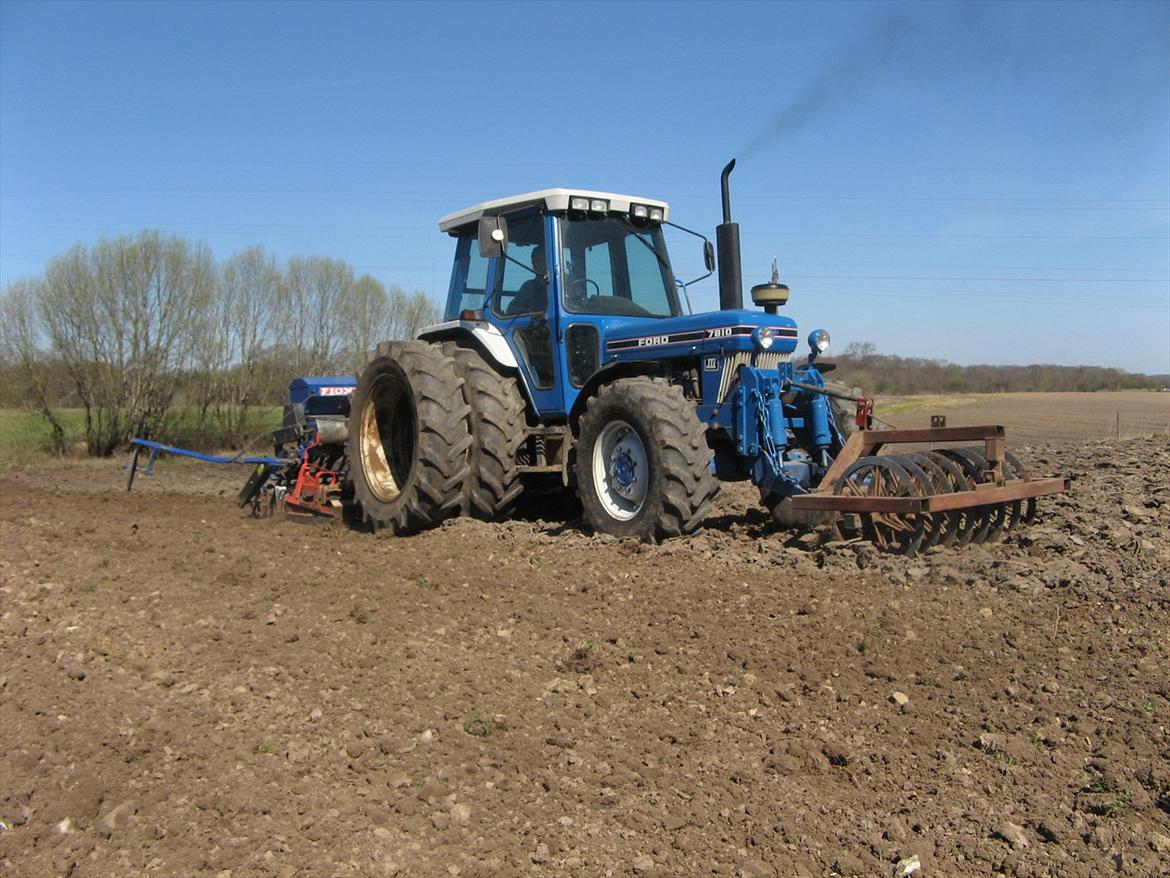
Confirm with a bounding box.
[754,326,776,350]
[569,196,590,211]
[809,329,830,353]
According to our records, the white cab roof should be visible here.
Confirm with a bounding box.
[437,188,670,233]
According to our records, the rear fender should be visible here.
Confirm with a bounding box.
[417,321,518,370]
[415,321,534,412]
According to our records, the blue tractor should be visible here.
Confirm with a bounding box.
[347,161,1066,553]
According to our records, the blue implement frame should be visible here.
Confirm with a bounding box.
[125,438,287,490]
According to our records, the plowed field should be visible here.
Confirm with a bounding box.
[1,393,1168,878]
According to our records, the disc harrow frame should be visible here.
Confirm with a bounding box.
[788,425,1068,555]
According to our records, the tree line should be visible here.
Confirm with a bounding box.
[0,230,437,455]
[1,231,1160,457]
[833,341,1162,396]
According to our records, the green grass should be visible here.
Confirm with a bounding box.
[874,394,982,416]
[0,409,87,455]
[1088,778,1133,817]
[0,406,283,457]
[463,715,494,737]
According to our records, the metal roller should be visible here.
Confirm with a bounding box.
[884,454,946,549]
[834,456,928,557]
[1003,450,1036,526]
[934,448,990,545]
[902,451,959,548]
[788,424,1069,554]
[959,447,1015,543]
[924,450,973,547]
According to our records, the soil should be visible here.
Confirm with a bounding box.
[1,412,1168,877]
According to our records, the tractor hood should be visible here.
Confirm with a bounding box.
[602,309,799,362]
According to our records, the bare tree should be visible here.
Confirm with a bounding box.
[337,282,440,370]
[39,231,215,455]
[0,279,68,453]
[387,286,439,340]
[193,246,281,442]
[342,274,390,372]
[282,256,354,374]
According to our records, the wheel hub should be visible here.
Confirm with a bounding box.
[609,440,639,496]
[592,420,649,521]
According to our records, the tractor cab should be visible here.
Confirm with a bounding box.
[428,188,791,419]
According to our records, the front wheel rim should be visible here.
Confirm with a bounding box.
[592,419,649,521]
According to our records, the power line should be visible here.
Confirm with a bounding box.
[793,274,1169,283]
[3,155,1166,175]
[2,215,1164,244]
[3,185,1167,211]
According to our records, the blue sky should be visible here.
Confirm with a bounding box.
[2,0,1168,374]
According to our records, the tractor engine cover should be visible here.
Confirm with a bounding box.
[602,310,799,363]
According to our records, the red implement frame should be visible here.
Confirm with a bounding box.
[788,425,1069,514]
[283,439,342,518]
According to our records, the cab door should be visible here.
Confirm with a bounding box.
[489,212,566,417]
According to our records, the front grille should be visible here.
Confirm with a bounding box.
[716,351,792,403]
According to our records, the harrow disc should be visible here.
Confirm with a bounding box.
[880,454,943,549]
[897,452,959,548]
[1004,450,1036,527]
[923,450,975,547]
[935,448,996,544]
[833,456,929,556]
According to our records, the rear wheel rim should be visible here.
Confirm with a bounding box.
[360,372,416,502]
[592,419,649,521]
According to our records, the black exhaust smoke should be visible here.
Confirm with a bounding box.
[716,159,743,311]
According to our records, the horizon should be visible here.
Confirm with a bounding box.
[2,0,1168,374]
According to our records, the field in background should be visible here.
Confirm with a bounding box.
[1,392,1166,460]
[877,390,1169,445]
[0,406,283,460]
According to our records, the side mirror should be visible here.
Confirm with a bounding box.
[703,240,715,272]
[478,216,508,258]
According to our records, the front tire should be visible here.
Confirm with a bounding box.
[347,340,471,534]
[575,377,719,541]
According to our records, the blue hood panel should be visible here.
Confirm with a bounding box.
[602,309,799,360]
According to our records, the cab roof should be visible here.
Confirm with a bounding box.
[437,189,670,233]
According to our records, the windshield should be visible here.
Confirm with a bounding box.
[559,217,680,318]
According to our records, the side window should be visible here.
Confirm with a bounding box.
[515,325,555,388]
[566,324,599,387]
[444,235,491,320]
[492,214,546,317]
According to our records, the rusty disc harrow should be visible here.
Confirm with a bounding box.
[831,446,1040,556]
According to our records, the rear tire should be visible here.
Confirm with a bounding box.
[575,377,719,541]
[442,342,526,520]
[347,340,471,534]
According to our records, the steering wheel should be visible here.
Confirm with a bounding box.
[567,277,601,301]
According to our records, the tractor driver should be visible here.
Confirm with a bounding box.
[505,245,548,316]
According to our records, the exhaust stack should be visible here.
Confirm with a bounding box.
[716,159,743,311]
